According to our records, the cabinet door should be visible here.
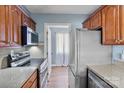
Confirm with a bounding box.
[91,11,102,29]
[0,6,8,46]
[21,13,27,26]
[22,71,37,88]
[102,5,120,45]
[83,19,91,29]
[11,6,21,45]
[30,19,36,31]
[119,6,124,44]
[21,13,30,27]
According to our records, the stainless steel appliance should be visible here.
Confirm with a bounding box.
[39,58,48,88]
[7,51,48,88]
[88,70,112,88]
[21,26,38,46]
[7,51,30,67]
[69,28,112,88]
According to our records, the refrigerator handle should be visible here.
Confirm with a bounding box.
[75,30,79,74]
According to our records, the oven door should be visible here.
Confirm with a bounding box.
[40,59,48,88]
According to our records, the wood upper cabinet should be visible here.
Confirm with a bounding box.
[90,11,102,29]
[0,6,10,46]
[21,12,31,27]
[11,6,22,45]
[29,19,36,31]
[83,19,91,29]
[119,6,124,44]
[83,10,102,30]
[0,5,36,47]
[102,5,120,45]
[82,5,124,45]
[22,13,36,31]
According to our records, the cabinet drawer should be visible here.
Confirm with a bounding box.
[22,71,37,88]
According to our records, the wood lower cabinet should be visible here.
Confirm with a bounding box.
[22,71,38,88]
[31,79,37,88]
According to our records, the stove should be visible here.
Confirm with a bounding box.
[7,51,48,88]
[7,51,30,67]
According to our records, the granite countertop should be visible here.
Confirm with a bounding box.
[0,67,37,88]
[88,62,124,88]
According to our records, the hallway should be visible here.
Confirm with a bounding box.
[47,66,68,88]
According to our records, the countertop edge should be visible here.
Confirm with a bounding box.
[87,66,118,88]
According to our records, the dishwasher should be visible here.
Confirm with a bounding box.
[88,70,113,88]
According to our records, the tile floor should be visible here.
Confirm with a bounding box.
[47,66,68,88]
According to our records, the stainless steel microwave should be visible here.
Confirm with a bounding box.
[21,26,38,46]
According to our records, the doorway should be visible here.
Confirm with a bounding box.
[55,32,69,66]
[44,23,71,78]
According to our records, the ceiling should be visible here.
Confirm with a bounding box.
[25,5,100,14]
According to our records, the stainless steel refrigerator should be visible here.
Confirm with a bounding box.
[68,28,112,88]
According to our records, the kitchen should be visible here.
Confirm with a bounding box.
[1,4,124,89]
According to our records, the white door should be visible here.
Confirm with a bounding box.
[55,32,69,66]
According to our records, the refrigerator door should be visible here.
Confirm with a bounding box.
[76,29,112,87]
[69,30,77,75]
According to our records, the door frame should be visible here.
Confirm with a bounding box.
[44,23,71,77]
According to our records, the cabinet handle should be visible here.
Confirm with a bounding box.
[119,40,124,42]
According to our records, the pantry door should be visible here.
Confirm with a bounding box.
[55,32,69,66]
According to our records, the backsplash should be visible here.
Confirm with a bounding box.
[0,45,44,59]
[25,45,44,58]
[112,45,124,62]
[0,47,25,57]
